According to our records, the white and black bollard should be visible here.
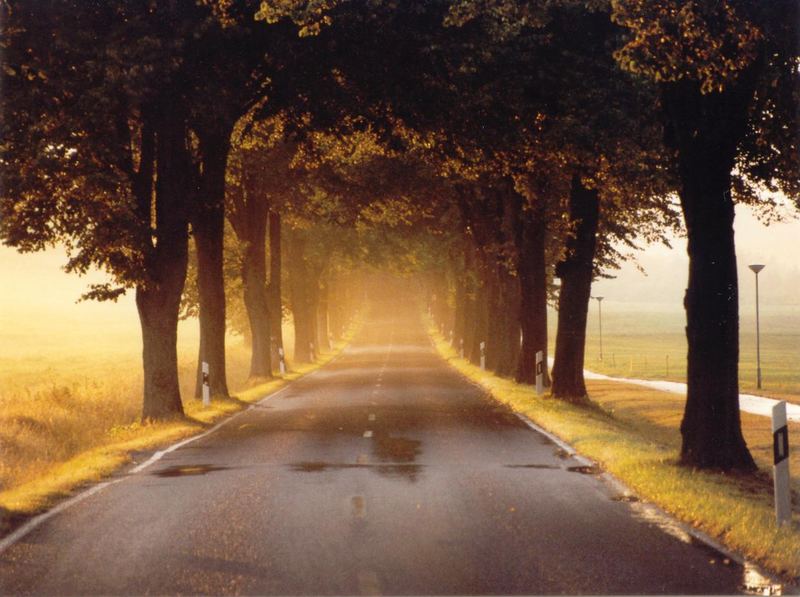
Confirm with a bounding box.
[772,401,791,526]
[479,341,486,371]
[278,346,287,376]
[535,350,544,396]
[201,361,210,407]
[459,337,464,359]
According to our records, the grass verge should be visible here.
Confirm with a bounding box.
[0,322,359,535]
[429,327,800,583]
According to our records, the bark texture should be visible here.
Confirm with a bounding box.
[287,229,314,363]
[662,78,757,470]
[192,127,231,398]
[136,114,190,420]
[551,176,599,402]
[267,210,284,366]
[516,204,550,386]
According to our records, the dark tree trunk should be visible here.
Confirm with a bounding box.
[517,205,550,386]
[494,267,521,377]
[453,268,467,352]
[241,207,272,379]
[469,263,490,366]
[227,161,274,380]
[267,209,284,363]
[192,127,231,399]
[551,175,599,402]
[662,78,757,470]
[485,263,502,371]
[287,229,313,363]
[137,115,190,420]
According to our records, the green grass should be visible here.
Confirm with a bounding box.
[430,324,800,582]
[559,304,800,400]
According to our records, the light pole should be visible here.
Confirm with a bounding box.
[592,296,604,361]
[748,264,765,389]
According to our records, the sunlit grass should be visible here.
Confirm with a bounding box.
[575,304,800,400]
[430,326,800,581]
[0,318,359,526]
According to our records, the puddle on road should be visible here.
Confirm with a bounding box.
[289,461,424,482]
[373,435,421,463]
[504,464,559,470]
[152,464,229,477]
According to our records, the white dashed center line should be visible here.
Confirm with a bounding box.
[363,430,373,438]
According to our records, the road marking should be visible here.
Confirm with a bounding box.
[352,495,366,518]
[357,570,382,596]
[363,430,373,438]
[368,413,376,421]
[0,479,123,554]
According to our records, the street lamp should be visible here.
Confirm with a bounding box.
[748,264,765,389]
[592,296,604,361]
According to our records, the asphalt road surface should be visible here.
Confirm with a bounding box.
[0,306,779,595]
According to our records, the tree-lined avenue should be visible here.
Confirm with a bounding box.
[0,300,763,595]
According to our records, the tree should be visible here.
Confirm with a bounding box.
[613,0,800,469]
[1,1,208,419]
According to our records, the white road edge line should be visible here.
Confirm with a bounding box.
[0,347,350,556]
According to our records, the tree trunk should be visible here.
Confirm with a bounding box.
[485,263,502,371]
[469,262,489,366]
[494,267,521,377]
[551,175,599,402]
[267,209,284,363]
[517,205,550,386]
[453,266,467,352]
[662,79,757,470]
[287,229,313,363]
[317,277,331,351]
[241,208,272,379]
[137,115,190,420]
[192,127,231,399]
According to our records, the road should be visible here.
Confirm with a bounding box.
[0,306,776,595]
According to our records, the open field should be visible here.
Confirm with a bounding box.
[0,312,298,500]
[558,303,800,401]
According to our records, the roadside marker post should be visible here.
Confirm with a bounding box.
[772,401,791,526]
[459,338,464,359]
[201,361,210,407]
[480,342,486,371]
[535,351,544,395]
[278,347,287,376]
[449,329,454,345]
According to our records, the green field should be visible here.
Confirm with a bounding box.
[552,303,800,401]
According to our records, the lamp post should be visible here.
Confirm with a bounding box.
[748,264,765,389]
[592,296,604,361]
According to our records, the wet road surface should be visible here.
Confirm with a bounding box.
[0,309,777,594]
